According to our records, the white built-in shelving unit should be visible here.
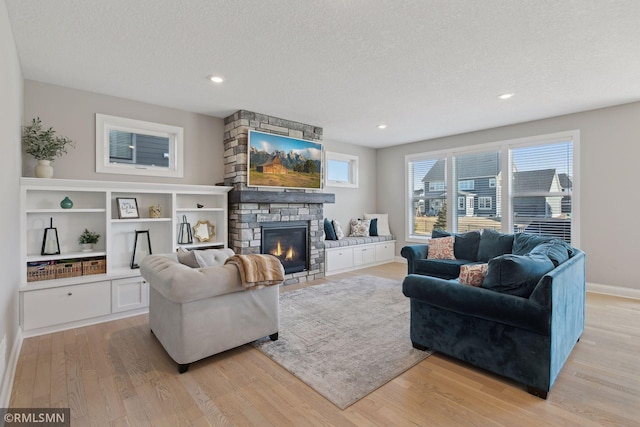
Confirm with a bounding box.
[19,178,231,335]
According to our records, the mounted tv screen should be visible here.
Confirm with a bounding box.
[248,130,323,190]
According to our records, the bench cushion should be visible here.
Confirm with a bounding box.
[323,235,394,248]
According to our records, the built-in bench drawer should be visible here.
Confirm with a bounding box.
[23,281,111,330]
[326,247,354,272]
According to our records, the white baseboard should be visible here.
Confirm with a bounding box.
[587,282,640,300]
[0,329,23,408]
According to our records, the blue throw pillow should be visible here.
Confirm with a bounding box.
[324,218,337,240]
[529,240,572,267]
[482,253,555,298]
[432,229,480,261]
[477,228,514,262]
[512,233,552,255]
[369,218,379,236]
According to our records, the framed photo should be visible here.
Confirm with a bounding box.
[116,197,139,219]
[248,130,322,189]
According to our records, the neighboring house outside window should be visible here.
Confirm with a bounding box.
[428,181,445,192]
[489,178,496,188]
[478,197,492,209]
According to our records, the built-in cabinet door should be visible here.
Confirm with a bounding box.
[111,277,149,313]
[326,247,354,271]
[353,246,376,266]
[375,242,395,262]
[23,281,111,330]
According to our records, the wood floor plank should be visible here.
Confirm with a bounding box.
[9,263,640,426]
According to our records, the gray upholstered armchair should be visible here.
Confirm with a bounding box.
[140,249,280,373]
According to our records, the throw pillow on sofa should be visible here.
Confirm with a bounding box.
[349,218,371,237]
[512,233,552,255]
[529,240,573,267]
[477,228,514,262]
[427,236,456,260]
[432,229,480,261]
[459,263,488,287]
[177,247,200,268]
[482,253,555,298]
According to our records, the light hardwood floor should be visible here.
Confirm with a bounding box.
[10,262,640,426]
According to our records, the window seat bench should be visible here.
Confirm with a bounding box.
[324,236,396,275]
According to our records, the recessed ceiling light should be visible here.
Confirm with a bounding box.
[209,75,224,84]
[377,124,387,129]
[498,93,514,100]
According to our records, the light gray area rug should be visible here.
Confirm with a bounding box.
[253,275,432,409]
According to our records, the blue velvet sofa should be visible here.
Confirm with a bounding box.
[401,229,585,398]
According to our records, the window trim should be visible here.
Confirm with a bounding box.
[405,130,580,248]
[96,114,184,178]
[478,196,492,210]
[325,151,359,188]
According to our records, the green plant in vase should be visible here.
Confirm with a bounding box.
[78,229,100,252]
[22,117,75,178]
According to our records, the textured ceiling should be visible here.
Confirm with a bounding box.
[6,0,640,148]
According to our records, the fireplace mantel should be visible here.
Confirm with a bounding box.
[229,190,335,204]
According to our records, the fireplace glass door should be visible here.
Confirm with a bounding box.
[261,222,308,274]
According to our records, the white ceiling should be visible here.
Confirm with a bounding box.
[6,0,640,148]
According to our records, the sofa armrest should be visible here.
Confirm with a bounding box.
[402,274,550,335]
[141,255,244,304]
[400,244,429,274]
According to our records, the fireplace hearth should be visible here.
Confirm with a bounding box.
[261,221,308,275]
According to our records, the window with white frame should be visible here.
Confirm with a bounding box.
[458,180,475,191]
[478,197,492,209]
[406,131,578,244]
[325,152,358,188]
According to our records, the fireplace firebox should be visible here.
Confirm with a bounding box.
[261,221,309,275]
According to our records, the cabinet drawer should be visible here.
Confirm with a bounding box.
[326,247,354,271]
[375,242,395,262]
[353,246,376,266]
[23,281,111,330]
[112,277,149,313]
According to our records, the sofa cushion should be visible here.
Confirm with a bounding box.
[177,247,199,268]
[482,253,555,298]
[414,258,472,279]
[529,239,573,267]
[432,229,481,261]
[458,263,489,287]
[477,228,514,262]
[427,236,456,260]
[349,218,371,237]
[324,218,337,240]
[512,233,552,255]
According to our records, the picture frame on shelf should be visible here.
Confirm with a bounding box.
[116,197,139,219]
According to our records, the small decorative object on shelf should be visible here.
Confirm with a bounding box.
[78,229,100,252]
[41,217,60,255]
[22,117,75,178]
[193,220,215,242]
[178,215,193,244]
[116,197,139,219]
[131,230,152,269]
[148,204,162,218]
[60,196,73,209]
[197,203,204,208]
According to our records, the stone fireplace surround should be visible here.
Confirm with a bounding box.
[223,110,334,285]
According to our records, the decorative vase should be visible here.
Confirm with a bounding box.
[34,160,53,178]
[60,196,73,209]
[81,243,94,252]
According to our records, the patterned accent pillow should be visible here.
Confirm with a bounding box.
[349,218,371,237]
[332,219,345,240]
[459,263,489,287]
[427,236,456,260]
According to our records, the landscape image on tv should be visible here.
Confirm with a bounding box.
[248,130,322,189]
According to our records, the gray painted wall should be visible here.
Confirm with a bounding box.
[0,0,23,404]
[377,101,640,291]
[322,140,377,231]
[23,80,225,185]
